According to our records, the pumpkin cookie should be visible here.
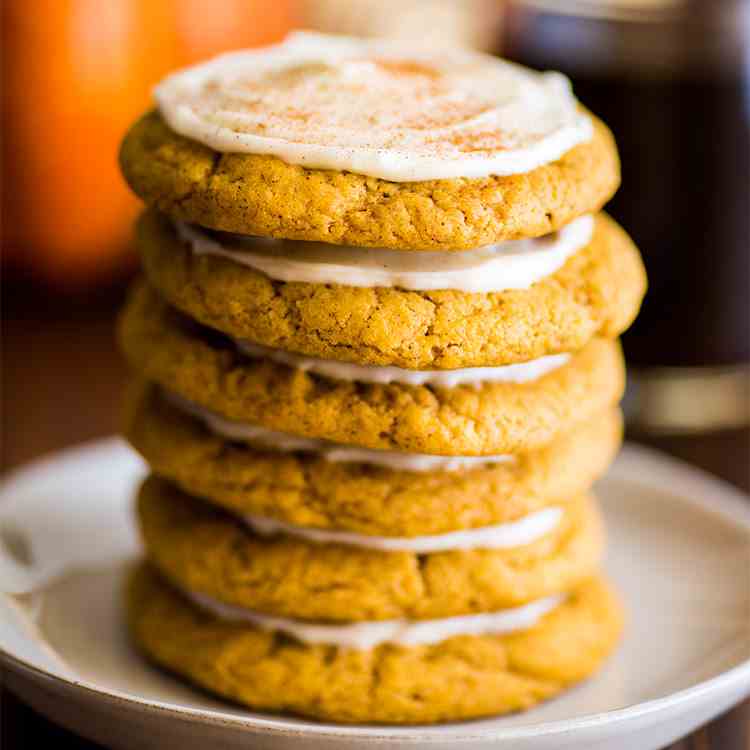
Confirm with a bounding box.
[138,476,604,621]
[126,380,622,536]
[118,284,625,456]
[120,108,618,252]
[137,210,645,369]
[128,563,623,723]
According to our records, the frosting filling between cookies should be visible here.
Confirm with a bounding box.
[155,31,592,181]
[166,391,514,471]
[237,340,571,387]
[185,589,566,649]
[176,214,594,293]
[242,507,563,552]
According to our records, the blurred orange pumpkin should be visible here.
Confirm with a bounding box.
[1,0,297,286]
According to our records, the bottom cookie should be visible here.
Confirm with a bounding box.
[127,564,623,724]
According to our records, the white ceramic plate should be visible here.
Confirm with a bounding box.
[0,439,749,750]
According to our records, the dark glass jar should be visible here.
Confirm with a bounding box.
[502,0,750,432]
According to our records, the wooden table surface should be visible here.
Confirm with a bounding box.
[1,285,748,749]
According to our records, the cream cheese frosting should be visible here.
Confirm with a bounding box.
[155,31,593,181]
[166,392,514,472]
[237,340,571,387]
[243,507,563,553]
[186,589,566,649]
[177,214,594,293]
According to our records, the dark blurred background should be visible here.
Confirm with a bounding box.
[1,1,748,748]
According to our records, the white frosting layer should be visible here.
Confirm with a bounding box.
[244,507,563,553]
[177,214,594,293]
[238,340,570,387]
[167,392,513,472]
[186,590,565,650]
[155,31,592,181]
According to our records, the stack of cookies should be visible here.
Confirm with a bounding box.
[117,32,646,724]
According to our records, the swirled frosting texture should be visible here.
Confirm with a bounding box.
[155,31,592,181]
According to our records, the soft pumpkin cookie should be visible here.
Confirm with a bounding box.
[138,476,603,621]
[120,110,619,253]
[118,284,625,456]
[136,209,645,369]
[126,380,622,537]
[128,563,623,723]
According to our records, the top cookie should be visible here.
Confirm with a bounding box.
[119,32,620,250]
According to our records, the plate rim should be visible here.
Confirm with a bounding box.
[1,437,749,742]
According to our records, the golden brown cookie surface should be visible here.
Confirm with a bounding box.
[120,111,619,251]
[128,564,623,723]
[118,285,625,456]
[138,476,604,621]
[126,381,622,536]
[137,210,645,369]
